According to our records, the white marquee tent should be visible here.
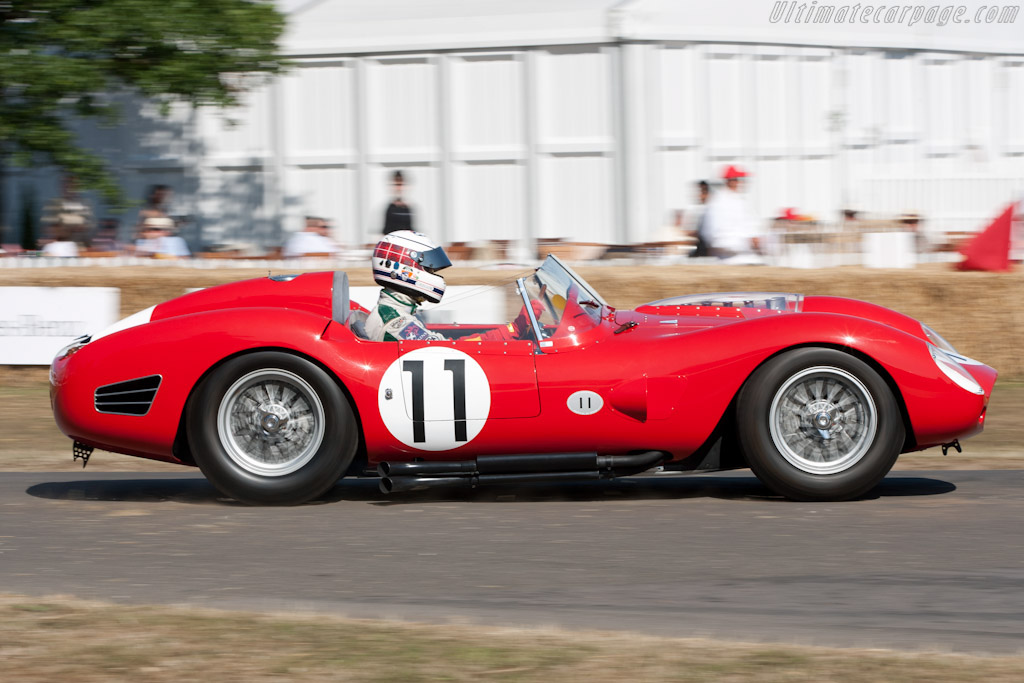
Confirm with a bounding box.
[4,0,1023,252]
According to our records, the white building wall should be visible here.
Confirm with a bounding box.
[6,36,1024,251]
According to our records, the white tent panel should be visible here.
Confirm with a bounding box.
[538,155,614,242]
[966,57,995,155]
[884,52,918,143]
[923,55,959,153]
[283,62,356,160]
[365,58,440,161]
[800,157,837,221]
[753,52,789,153]
[750,158,793,220]
[655,149,702,227]
[450,54,525,154]
[450,162,525,243]
[656,45,699,143]
[536,47,613,148]
[797,51,835,154]
[705,48,746,157]
[1003,60,1024,153]
[845,51,880,147]
[286,167,358,246]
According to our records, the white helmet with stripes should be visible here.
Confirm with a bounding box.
[372,230,451,304]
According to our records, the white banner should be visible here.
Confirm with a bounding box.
[0,288,120,365]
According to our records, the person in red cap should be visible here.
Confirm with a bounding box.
[702,165,762,261]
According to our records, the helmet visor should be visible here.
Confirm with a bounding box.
[416,246,452,273]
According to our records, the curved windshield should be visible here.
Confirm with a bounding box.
[519,255,605,340]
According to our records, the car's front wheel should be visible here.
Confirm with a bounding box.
[188,352,358,505]
[737,348,904,501]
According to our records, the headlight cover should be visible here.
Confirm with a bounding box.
[930,345,984,395]
[91,305,156,342]
[921,324,958,354]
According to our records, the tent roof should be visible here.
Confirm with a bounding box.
[281,0,1024,56]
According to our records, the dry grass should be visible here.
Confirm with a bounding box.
[2,594,1024,682]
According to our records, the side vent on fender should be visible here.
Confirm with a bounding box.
[94,375,162,416]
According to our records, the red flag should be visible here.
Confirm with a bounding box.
[957,203,1016,272]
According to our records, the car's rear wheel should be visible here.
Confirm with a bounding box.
[737,347,904,501]
[188,352,357,505]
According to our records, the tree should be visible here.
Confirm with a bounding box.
[0,0,287,224]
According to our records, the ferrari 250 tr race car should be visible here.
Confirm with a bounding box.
[50,256,995,504]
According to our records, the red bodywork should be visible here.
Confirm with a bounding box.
[50,271,996,470]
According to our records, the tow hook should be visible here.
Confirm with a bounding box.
[73,441,94,468]
[941,439,962,456]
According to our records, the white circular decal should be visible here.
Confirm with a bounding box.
[567,390,604,416]
[378,347,491,451]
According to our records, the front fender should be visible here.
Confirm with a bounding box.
[655,312,988,453]
[51,307,347,461]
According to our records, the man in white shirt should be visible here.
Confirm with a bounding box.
[283,216,342,258]
[702,165,762,261]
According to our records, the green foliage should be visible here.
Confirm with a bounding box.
[0,0,287,206]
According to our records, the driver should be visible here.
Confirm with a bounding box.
[366,230,542,342]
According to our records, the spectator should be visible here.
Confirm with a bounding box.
[900,212,928,255]
[134,216,190,258]
[42,175,93,246]
[690,180,712,257]
[702,165,761,261]
[283,216,342,258]
[383,170,415,235]
[90,218,124,254]
[138,185,171,222]
[41,223,79,258]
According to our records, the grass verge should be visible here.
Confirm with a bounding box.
[2,595,1024,682]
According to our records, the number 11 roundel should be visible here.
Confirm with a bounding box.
[378,347,491,450]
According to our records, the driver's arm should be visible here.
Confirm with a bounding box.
[465,300,544,342]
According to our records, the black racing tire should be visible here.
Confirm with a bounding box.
[737,347,904,501]
[187,351,358,505]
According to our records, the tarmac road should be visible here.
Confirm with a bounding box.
[3,469,1023,654]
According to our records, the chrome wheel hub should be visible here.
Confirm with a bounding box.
[768,366,878,475]
[217,369,325,477]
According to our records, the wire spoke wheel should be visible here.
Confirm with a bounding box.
[216,369,326,477]
[738,348,903,501]
[769,366,878,475]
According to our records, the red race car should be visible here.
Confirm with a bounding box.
[51,256,995,504]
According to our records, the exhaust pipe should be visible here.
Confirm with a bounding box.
[378,460,476,477]
[378,451,666,494]
[380,470,602,495]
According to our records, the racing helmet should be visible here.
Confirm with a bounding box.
[372,230,451,304]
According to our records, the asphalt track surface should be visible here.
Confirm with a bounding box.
[3,469,1023,654]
